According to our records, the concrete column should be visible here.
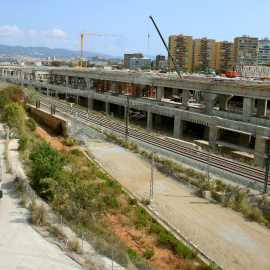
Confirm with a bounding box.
[254,135,266,167]
[74,77,78,89]
[242,97,253,122]
[209,125,219,151]
[203,93,217,114]
[173,116,182,139]
[105,102,110,114]
[256,99,267,117]
[88,97,94,110]
[147,110,153,131]
[218,94,233,111]
[182,89,190,106]
[172,88,178,96]
[156,86,164,101]
[85,78,90,90]
[65,75,69,86]
[139,84,145,97]
[75,95,79,105]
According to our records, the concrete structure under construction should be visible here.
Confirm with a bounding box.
[1,65,270,168]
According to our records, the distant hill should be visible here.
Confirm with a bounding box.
[0,44,117,59]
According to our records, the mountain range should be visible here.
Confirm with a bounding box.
[0,44,157,61]
[0,44,119,59]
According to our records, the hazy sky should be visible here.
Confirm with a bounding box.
[0,0,269,57]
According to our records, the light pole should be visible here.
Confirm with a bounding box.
[149,153,155,201]
[264,137,270,194]
[206,146,211,190]
[125,96,130,141]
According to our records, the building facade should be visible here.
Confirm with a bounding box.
[124,53,143,68]
[192,38,216,71]
[258,38,270,66]
[233,35,258,65]
[168,35,193,72]
[130,57,151,69]
[215,41,234,70]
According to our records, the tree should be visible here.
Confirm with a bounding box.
[42,165,103,220]
[51,61,62,67]
[0,85,24,110]
[194,64,202,73]
[29,141,65,198]
[27,85,38,105]
[2,102,25,134]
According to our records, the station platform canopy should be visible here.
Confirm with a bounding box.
[216,126,254,136]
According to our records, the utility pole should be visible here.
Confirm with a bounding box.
[125,96,129,141]
[149,153,155,201]
[264,137,270,194]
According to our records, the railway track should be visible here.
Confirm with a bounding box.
[39,96,268,186]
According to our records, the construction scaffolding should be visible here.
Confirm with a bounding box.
[124,83,140,97]
[145,84,157,99]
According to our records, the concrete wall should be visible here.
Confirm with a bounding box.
[30,107,67,136]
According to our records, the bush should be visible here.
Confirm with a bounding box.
[143,249,154,259]
[103,195,118,208]
[18,133,28,151]
[72,148,84,157]
[126,247,138,260]
[25,118,37,132]
[30,203,48,226]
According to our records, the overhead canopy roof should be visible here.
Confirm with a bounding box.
[217,126,254,136]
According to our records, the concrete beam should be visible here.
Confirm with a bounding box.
[203,92,217,114]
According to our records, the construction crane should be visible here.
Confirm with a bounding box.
[149,16,183,79]
[75,32,122,68]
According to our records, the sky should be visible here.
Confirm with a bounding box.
[0,0,269,58]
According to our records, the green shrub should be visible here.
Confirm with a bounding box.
[126,247,138,260]
[128,197,137,206]
[103,195,118,208]
[18,133,28,151]
[143,249,154,259]
[72,148,84,157]
[25,118,37,132]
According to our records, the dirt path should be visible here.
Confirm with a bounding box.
[86,140,270,270]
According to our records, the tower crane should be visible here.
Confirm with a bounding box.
[75,31,122,68]
[149,16,183,79]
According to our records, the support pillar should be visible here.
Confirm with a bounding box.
[242,97,253,122]
[209,125,219,151]
[182,89,190,106]
[256,99,267,117]
[203,93,217,114]
[156,86,164,101]
[75,95,79,105]
[88,97,94,110]
[254,136,267,167]
[147,110,153,131]
[218,94,233,111]
[74,77,78,89]
[105,102,110,114]
[173,116,183,139]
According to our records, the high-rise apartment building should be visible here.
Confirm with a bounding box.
[168,35,193,72]
[233,35,258,65]
[124,53,143,68]
[215,41,234,70]
[156,54,165,67]
[258,38,270,66]
[192,38,216,71]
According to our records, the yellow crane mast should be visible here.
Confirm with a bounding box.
[75,31,122,68]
